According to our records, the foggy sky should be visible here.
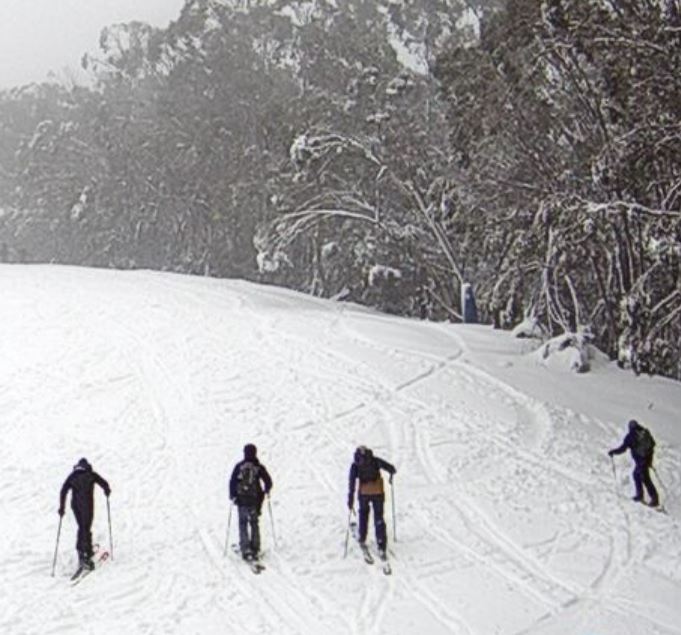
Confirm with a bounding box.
[0,0,185,89]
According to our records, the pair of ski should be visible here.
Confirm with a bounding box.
[350,521,392,575]
[231,544,265,575]
[359,542,392,576]
[634,499,668,514]
[70,544,110,585]
[245,557,266,575]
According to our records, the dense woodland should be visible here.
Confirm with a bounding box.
[0,0,679,380]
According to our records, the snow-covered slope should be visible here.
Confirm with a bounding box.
[1,264,680,635]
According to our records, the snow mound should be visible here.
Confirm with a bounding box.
[532,330,609,373]
[511,316,545,339]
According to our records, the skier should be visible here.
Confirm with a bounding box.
[347,446,396,556]
[608,419,659,507]
[229,443,273,561]
[58,458,111,570]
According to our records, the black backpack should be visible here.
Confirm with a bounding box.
[356,453,380,483]
[236,461,260,500]
[633,427,655,457]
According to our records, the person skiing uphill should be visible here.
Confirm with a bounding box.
[58,458,111,570]
[609,419,659,507]
[229,444,273,561]
[347,446,396,555]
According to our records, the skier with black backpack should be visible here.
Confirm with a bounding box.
[229,443,273,562]
[347,446,396,558]
[608,419,659,507]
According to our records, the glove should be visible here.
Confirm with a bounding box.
[608,450,615,457]
[105,488,111,497]
[347,495,354,510]
[58,508,65,517]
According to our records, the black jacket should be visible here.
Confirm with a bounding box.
[348,454,396,506]
[229,458,273,508]
[59,460,110,519]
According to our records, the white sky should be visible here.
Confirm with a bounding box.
[0,0,186,89]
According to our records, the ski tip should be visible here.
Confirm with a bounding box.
[70,569,89,585]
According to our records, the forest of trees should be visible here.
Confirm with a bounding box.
[0,0,679,380]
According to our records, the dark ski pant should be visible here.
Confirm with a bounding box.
[73,507,94,562]
[633,458,659,504]
[238,505,260,557]
[358,494,387,551]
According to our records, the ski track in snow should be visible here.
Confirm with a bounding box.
[1,266,681,635]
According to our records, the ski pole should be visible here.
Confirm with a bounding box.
[107,497,114,561]
[610,456,619,496]
[224,502,233,557]
[390,475,397,543]
[51,516,63,577]
[343,507,353,558]
[267,495,278,550]
[652,466,669,506]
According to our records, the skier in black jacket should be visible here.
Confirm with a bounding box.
[609,419,659,507]
[58,458,111,569]
[229,444,273,561]
[347,446,396,555]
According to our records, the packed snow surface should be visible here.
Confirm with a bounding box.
[1,265,680,635]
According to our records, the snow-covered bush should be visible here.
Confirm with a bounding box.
[289,134,310,166]
[70,186,91,221]
[321,241,340,262]
[368,264,401,287]
[512,316,545,339]
[533,329,607,373]
[256,249,291,274]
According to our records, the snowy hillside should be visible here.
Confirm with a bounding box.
[1,264,680,635]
